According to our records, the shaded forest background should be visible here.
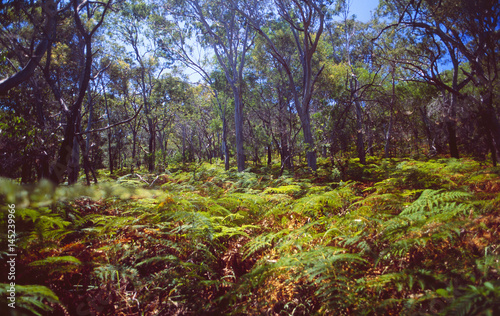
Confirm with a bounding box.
[0,0,499,181]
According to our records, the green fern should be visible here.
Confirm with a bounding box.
[0,283,59,316]
[29,255,82,275]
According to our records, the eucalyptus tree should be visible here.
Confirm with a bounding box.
[153,5,234,170]
[238,0,334,172]
[246,30,306,172]
[39,0,112,184]
[0,0,112,183]
[110,0,170,172]
[334,0,372,163]
[377,0,500,160]
[0,0,60,181]
[0,0,58,94]
[167,0,255,172]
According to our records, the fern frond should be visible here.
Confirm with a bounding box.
[0,283,59,316]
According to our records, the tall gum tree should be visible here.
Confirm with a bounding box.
[377,0,500,160]
[173,0,254,172]
[49,0,112,184]
[238,0,334,172]
[152,9,233,170]
[112,0,167,172]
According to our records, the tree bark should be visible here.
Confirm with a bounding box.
[234,92,245,171]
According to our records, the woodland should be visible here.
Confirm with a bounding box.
[0,0,499,315]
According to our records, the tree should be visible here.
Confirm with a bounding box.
[0,0,58,95]
[238,0,332,172]
[48,0,112,184]
[175,0,254,172]
[111,0,168,172]
[377,0,500,159]
[153,11,233,170]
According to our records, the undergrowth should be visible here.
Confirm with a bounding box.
[1,158,499,315]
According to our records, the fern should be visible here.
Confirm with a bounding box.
[0,283,60,316]
[291,184,357,218]
[29,255,82,275]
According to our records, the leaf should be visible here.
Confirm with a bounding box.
[435,288,449,296]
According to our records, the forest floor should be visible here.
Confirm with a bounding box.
[1,157,500,315]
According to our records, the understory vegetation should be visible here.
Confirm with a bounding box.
[1,157,500,315]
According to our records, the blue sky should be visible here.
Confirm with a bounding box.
[346,0,380,22]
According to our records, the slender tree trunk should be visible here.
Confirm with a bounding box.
[108,131,114,175]
[68,135,80,184]
[447,54,460,158]
[182,125,187,163]
[483,93,500,156]
[355,101,366,164]
[78,135,97,184]
[486,128,497,167]
[446,120,459,158]
[384,116,393,159]
[385,69,396,159]
[267,145,272,166]
[222,118,230,170]
[234,89,245,172]
[131,129,137,174]
[419,106,436,154]
[21,154,32,184]
[300,111,317,171]
[148,120,155,172]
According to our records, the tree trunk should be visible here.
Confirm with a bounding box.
[280,130,291,170]
[384,117,393,159]
[355,100,365,164]
[222,120,230,170]
[486,128,497,167]
[299,111,317,171]
[483,93,500,156]
[131,129,137,174]
[108,131,114,175]
[147,119,155,172]
[446,120,459,158]
[68,135,80,184]
[234,90,245,172]
[267,145,272,166]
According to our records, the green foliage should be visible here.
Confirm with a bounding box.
[0,284,59,316]
[28,256,82,275]
[1,158,499,315]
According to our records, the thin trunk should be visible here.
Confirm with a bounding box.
[182,125,187,163]
[233,82,245,172]
[447,51,460,158]
[355,101,366,164]
[108,132,114,174]
[385,69,396,159]
[384,116,393,159]
[486,128,497,167]
[419,106,436,154]
[68,135,80,184]
[148,121,155,172]
[350,75,365,164]
[446,120,459,158]
[484,93,500,156]
[222,118,230,170]
[131,130,137,174]
[300,111,317,171]
[267,145,272,166]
